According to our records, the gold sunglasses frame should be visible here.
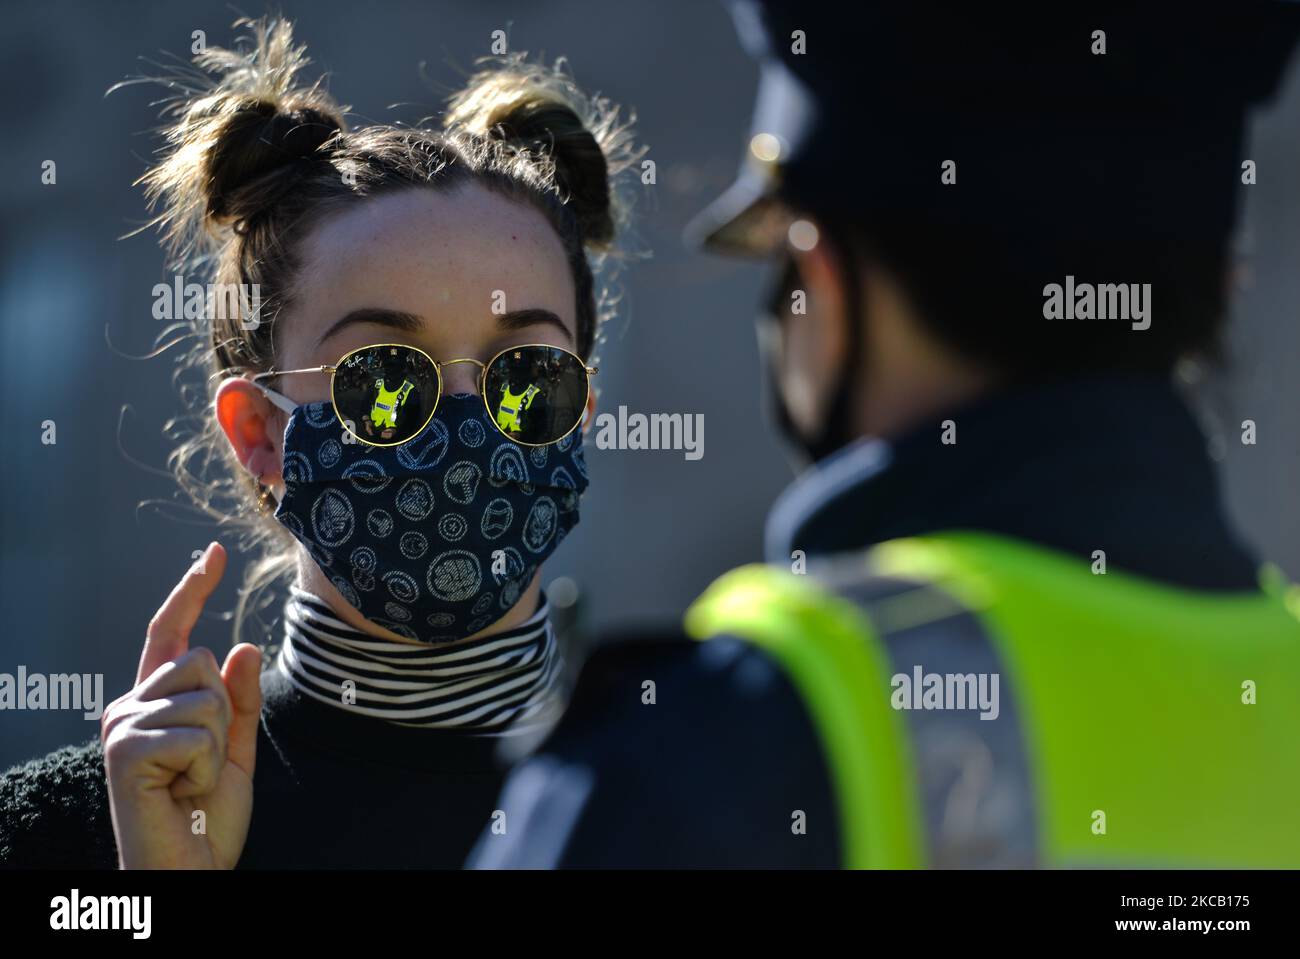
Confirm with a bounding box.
[250,341,598,448]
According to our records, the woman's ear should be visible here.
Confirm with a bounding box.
[214,378,284,488]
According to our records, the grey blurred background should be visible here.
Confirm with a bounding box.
[1,0,1297,771]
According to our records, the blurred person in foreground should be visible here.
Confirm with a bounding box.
[469,1,1300,868]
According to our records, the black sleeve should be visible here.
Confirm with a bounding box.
[0,740,118,869]
[470,633,842,868]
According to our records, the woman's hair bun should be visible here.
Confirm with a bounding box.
[446,56,643,250]
[134,18,347,258]
[488,97,613,245]
[202,101,343,221]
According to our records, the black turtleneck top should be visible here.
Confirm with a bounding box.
[0,592,564,869]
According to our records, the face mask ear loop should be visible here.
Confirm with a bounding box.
[807,241,863,462]
[763,228,864,465]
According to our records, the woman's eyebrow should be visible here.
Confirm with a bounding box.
[317,308,423,347]
[497,308,572,338]
[316,306,571,348]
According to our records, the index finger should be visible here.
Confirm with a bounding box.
[136,542,227,685]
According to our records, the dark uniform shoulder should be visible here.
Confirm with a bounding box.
[471,630,841,868]
[0,740,118,869]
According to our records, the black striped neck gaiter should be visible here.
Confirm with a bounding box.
[275,585,564,733]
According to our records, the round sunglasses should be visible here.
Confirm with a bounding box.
[248,342,597,448]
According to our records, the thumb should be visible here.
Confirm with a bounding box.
[221,643,262,779]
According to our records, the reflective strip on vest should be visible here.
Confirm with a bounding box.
[821,566,1040,867]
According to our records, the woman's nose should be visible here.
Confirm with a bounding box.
[438,360,482,396]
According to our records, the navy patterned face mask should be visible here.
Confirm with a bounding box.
[274,393,588,643]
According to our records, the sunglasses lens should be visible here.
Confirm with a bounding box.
[332,345,438,446]
[484,346,589,445]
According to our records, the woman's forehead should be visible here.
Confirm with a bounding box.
[285,185,576,353]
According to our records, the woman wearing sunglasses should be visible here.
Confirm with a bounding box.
[0,17,638,868]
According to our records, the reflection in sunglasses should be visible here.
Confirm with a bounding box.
[255,341,597,448]
[495,382,543,435]
[370,377,415,439]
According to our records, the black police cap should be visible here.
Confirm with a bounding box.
[688,1,1300,256]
